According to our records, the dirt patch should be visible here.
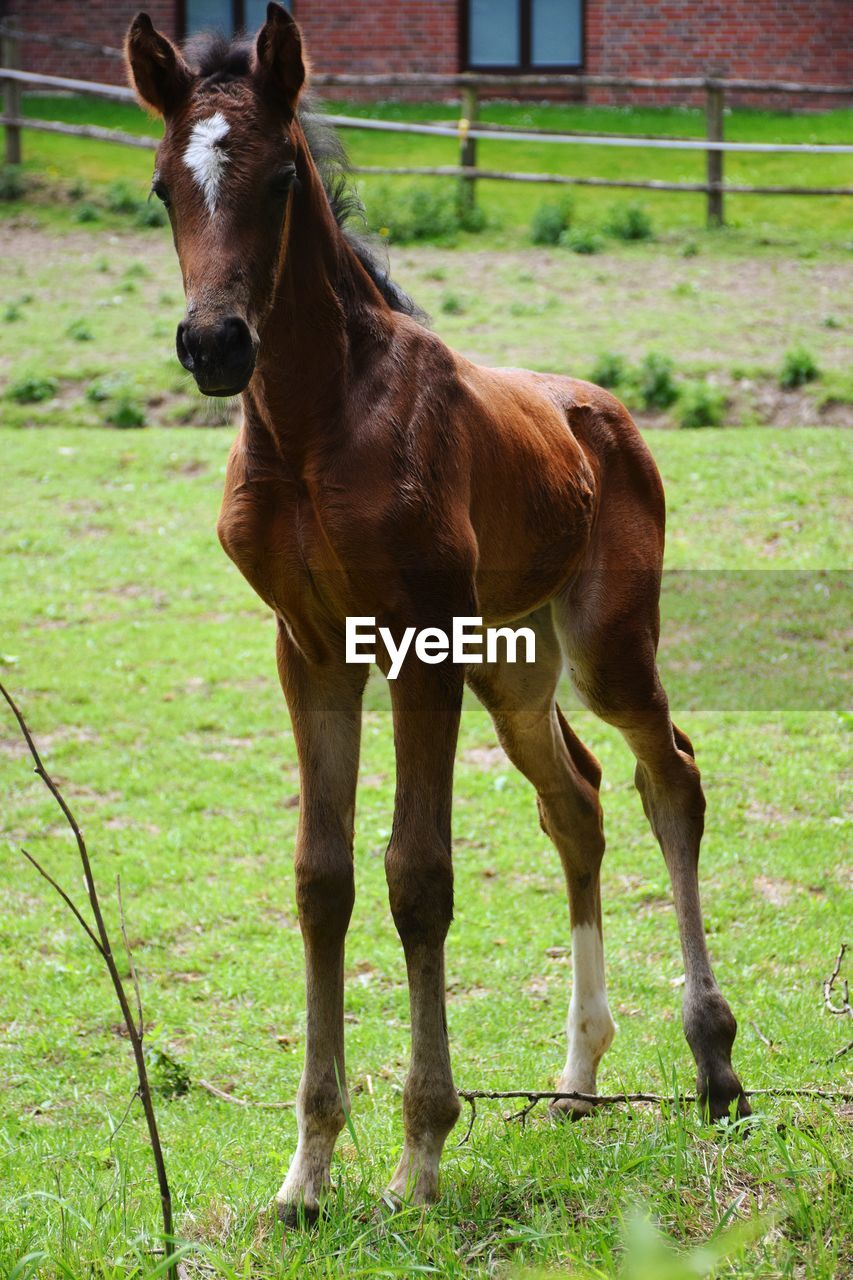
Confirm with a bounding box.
[746,800,793,827]
[104,816,161,834]
[634,382,849,430]
[461,744,509,770]
[2,224,850,429]
[753,875,795,906]
[0,222,176,282]
[0,725,100,757]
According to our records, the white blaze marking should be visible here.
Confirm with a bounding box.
[562,921,616,1092]
[183,111,230,214]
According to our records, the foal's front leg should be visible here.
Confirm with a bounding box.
[384,662,464,1206]
[274,624,366,1224]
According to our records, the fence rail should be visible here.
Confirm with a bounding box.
[311,71,853,95]
[1,36,851,227]
[1,114,159,150]
[0,65,136,102]
[323,112,853,154]
[349,165,853,198]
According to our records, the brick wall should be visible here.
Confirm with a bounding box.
[3,1,176,90]
[585,1,852,109]
[296,0,459,103]
[3,1,850,107]
[297,0,457,76]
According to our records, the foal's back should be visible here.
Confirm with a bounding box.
[376,314,666,622]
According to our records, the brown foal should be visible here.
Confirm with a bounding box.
[127,3,749,1220]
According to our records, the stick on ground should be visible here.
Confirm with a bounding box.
[0,682,177,1280]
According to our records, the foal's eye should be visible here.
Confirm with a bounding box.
[270,166,297,198]
[152,178,171,208]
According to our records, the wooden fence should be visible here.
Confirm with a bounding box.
[1,26,851,228]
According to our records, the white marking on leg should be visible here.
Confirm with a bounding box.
[183,111,230,214]
[276,1076,347,1216]
[559,921,616,1102]
[277,1127,337,1214]
[387,1132,447,1205]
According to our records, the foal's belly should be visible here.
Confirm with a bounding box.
[473,511,592,625]
[465,374,599,624]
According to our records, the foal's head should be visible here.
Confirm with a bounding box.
[126,3,307,395]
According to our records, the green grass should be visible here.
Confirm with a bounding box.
[0,97,850,1272]
[3,94,852,246]
[1,94,849,433]
[0,426,850,1278]
[1,225,850,432]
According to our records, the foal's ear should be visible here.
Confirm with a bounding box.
[254,2,307,110]
[125,12,192,117]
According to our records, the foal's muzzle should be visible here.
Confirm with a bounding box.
[176,315,258,397]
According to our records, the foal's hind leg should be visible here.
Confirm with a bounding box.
[274,625,367,1224]
[467,609,616,1118]
[555,577,749,1120]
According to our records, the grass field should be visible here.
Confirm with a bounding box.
[1,425,850,1278]
[3,94,853,246]
[0,86,851,1279]
[1,223,851,433]
[3,94,850,435]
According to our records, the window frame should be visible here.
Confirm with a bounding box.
[459,0,585,75]
[176,0,293,40]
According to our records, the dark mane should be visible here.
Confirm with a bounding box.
[184,32,253,86]
[298,107,427,323]
[182,33,426,322]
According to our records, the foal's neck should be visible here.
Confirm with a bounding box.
[247,130,392,464]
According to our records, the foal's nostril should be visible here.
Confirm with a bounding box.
[177,314,257,394]
[223,316,245,341]
[221,315,255,363]
[176,321,194,372]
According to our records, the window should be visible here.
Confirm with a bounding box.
[181,0,291,39]
[463,0,583,71]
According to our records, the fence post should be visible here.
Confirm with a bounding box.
[705,77,724,227]
[2,31,23,166]
[458,82,479,217]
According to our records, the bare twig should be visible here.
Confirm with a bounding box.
[109,1086,143,1150]
[455,949,853,1138]
[506,1097,541,1126]
[96,1087,143,1216]
[197,1079,295,1109]
[20,847,104,955]
[54,1165,66,1257]
[810,944,852,1063]
[750,1020,776,1050]
[738,1087,852,1101]
[454,1084,853,1139]
[117,875,144,1038]
[0,682,176,1280]
[458,1087,700,1107]
[824,943,851,1017]
[456,1093,477,1146]
[458,1086,853,1105]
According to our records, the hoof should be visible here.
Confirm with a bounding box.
[378,1187,437,1216]
[549,1098,595,1122]
[276,1198,321,1228]
[382,1172,440,1210]
[699,1074,752,1124]
[376,1190,405,1218]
